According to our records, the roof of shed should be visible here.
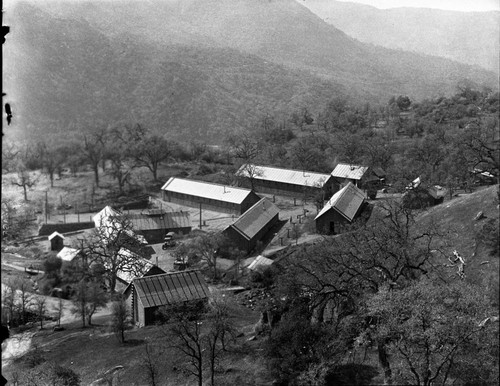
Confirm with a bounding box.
[237,164,331,188]
[331,164,369,180]
[126,212,191,231]
[315,182,365,222]
[57,247,81,262]
[116,248,164,284]
[247,255,274,271]
[92,205,121,227]
[48,231,65,241]
[161,177,255,204]
[132,270,209,308]
[225,198,279,241]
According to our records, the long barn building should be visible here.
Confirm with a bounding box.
[236,164,336,197]
[161,177,261,215]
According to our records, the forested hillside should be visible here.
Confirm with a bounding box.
[3,0,497,142]
[300,0,500,74]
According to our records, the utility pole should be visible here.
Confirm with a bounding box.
[45,191,48,223]
[76,202,80,223]
[199,202,202,229]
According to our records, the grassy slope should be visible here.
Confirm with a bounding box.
[416,185,499,305]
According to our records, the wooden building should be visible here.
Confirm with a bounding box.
[161,177,261,215]
[236,164,335,197]
[124,270,209,327]
[315,182,366,235]
[331,164,385,189]
[125,211,192,243]
[223,198,280,253]
[115,248,165,286]
[48,232,65,251]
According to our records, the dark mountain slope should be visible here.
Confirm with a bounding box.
[4,2,347,142]
[38,0,497,100]
[300,0,499,74]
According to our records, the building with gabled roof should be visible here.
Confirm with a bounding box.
[161,177,261,215]
[125,212,192,243]
[115,248,165,285]
[48,231,65,251]
[56,246,82,262]
[223,198,280,253]
[236,164,335,197]
[124,270,209,327]
[315,182,366,234]
[331,163,369,186]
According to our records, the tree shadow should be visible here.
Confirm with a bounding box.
[123,338,145,346]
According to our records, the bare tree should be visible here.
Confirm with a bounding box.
[81,215,149,293]
[71,279,108,328]
[33,296,47,329]
[142,342,162,386]
[11,161,38,201]
[82,128,107,187]
[163,303,205,386]
[111,297,129,343]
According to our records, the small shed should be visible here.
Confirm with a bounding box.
[223,198,280,253]
[124,270,209,327]
[48,231,65,251]
[247,255,274,272]
[402,185,447,209]
[315,182,366,235]
[56,247,82,262]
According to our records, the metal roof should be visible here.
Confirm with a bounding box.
[126,212,191,231]
[225,198,279,241]
[331,164,369,180]
[56,247,81,262]
[315,182,365,222]
[247,255,274,271]
[133,270,209,308]
[116,248,164,284]
[161,177,255,204]
[92,206,121,228]
[237,164,331,188]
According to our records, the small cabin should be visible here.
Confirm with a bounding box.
[48,232,65,251]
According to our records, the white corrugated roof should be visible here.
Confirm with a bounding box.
[161,177,254,204]
[237,164,331,187]
[57,247,81,262]
[247,255,274,271]
[331,164,368,180]
[315,182,365,222]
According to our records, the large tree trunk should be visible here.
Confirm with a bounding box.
[93,164,99,187]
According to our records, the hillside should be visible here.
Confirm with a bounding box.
[300,0,500,74]
[417,185,499,305]
[3,0,498,142]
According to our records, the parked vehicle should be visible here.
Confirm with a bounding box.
[162,231,176,250]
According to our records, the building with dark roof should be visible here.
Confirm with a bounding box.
[315,182,366,235]
[161,177,261,215]
[124,270,209,327]
[223,198,280,253]
[125,211,192,243]
[236,164,335,198]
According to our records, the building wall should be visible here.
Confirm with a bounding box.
[162,191,251,214]
[50,237,64,251]
[315,209,352,235]
[242,178,336,199]
[138,227,191,244]
[224,212,279,253]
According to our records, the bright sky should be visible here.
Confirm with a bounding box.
[336,0,500,12]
